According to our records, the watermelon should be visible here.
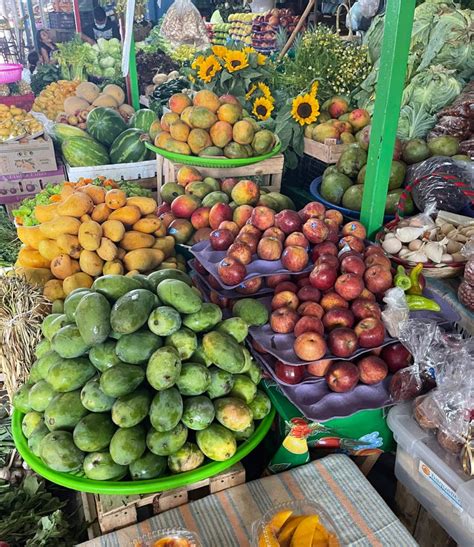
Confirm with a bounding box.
[86,107,127,147]
[62,137,110,167]
[51,123,92,145]
[109,128,151,164]
[130,109,157,134]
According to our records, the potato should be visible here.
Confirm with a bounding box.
[17,247,51,269]
[108,205,141,225]
[153,236,175,258]
[50,254,79,280]
[133,217,162,234]
[56,234,82,258]
[17,225,48,249]
[38,239,62,261]
[78,184,106,204]
[34,203,58,223]
[43,279,66,302]
[102,219,125,242]
[62,272,94,295]
[123,248,164,272]
[126,196,157,215]
[97,237,118,261]
[78,221,103,251]
[103,260,124,275]
[105,189,127,210]
[79,250,104,277]
[57,192,94,217]
[39,216,81,238]
[91,203,112,223]
[120,231,155,251]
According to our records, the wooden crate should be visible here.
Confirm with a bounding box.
[80,463,245,540]
[157,155,284,203]
[303,137,346,164]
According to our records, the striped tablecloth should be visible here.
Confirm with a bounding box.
[79,454,417,547]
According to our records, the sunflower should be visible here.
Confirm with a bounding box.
[245,83,257,101]
[310,80,319,97]
[212,45,228,59]
[224,50,249,73]
[243,46,256,55]
[252,96,274,121]
[191,55,205,70]
[197,55,222,83]
[257,82,274,102]
[291,93,320,126]
[257,53,266,65]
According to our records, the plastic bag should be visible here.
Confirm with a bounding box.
[359,0,380,17]
[160,0,209,48]
[381,287,409,338]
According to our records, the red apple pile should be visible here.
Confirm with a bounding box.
[252,8,302,50]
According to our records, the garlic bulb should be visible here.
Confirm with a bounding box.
[396,227,424,243]
[382,237,402,254]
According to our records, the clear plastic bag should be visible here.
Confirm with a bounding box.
[381,287,409,338]
[359,0,380,17]
[160,0,209,48]
[132,528,201,546]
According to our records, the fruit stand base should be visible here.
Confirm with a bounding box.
[79,463,245,539]
[303,137,346,164]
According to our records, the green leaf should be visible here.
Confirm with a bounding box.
[292,127,305,156]
[284,149,299,169]
[220,70,233,84]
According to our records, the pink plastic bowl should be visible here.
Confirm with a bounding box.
[0,63,23,84]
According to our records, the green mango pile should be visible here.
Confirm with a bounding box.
[13,271,272,481]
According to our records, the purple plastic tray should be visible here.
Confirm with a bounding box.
[251,349,392,421]
[248,296,395,366]
[190,240,313,290]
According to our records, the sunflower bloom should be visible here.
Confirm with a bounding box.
[245,83,257,101]
[197,55,222,83]
[310,80,319,97]
[253,96,274,121]
[291,93,320,126]
[257,82,274,102]
[191,55,205,70]
[224,50,249,73]
[243,46,256,55]
[212,45,228,59]
[257,53,266,65]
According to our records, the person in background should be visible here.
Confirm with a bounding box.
[37,29,57,63]
[27,51,39,73]
[82,6,120,44]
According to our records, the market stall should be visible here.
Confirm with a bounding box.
[0,0,473,544]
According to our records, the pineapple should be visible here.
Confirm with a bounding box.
[0,84,10,97]
[18,80,32,95]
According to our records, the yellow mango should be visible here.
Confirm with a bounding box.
[17,225,48,250]
[38,239,62,261]
[126,196,157,215]
[57,192,94,217]
[62,272,94,295]
[78,221,102,251]
[290,516,319,547]
[17,246,51,269]
[39,216,81,238]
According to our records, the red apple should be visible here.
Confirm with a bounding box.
[274,209,303,234]
[316,254,339,270]
[342,221,367,240]
[354,317,386,348]
[328,327,358,357]
[207,274,221,289]
[311,241,338,261]
[257,237,283,261]
[218,256,247,285]
[275,361,306,384]
[302,218,329,244]
[266,274,290,288]
[325,209,344,224]
[296,276,311,288]
[323,308,355,330]
[227,241,253,265]
[297,285,321,303]
[339,249,363,263]
[284,232,309,249]
[307,359,332,377]
[210,289,231,309]
[358,355,388,384]
[281,246,309,272]
[218,220,240,236]
[364,265,393,294]
[275,281,299,294]
[236,276,263,294]
[193,259,207,275]
[335,273,364,301]
[299,201,326,221]
[294,332,327,362]
[271,307,300,333]
[364,245,385,258]
[250,206,275,231]
[339,235,365,254]
[210,229,234,251]
[320,292,349,311]
[263,226,285,242]
[351,298,382,320]
[239,224,262,238]
[298,301,324,319]
[309,263,337,291]
[365,253,392,270]
[380,342,412,373]
[251,339,268,354]
[236,233,259,254]
[271,290,299,311]
[325,361,360,392]
[341,255,366,276]
[209,202,233,230]
[294,316,324,337]
[360,288,376,301]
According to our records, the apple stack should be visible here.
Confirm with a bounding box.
[252,9,302,53]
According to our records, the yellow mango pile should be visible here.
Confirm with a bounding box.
[32,80,80,121]
[15,181,182,301]
[0,105,43,141]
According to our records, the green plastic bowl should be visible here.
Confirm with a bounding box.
[145,140,282,168]
[12,407,275,495]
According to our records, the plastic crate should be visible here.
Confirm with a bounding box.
[388,404,474,546]
[283,154,327,194]
[48,12,75,29]
[0,93,35,111]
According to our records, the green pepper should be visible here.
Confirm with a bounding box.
[406,295,440,312]
[407,263,424,295]
[394,265,412,291]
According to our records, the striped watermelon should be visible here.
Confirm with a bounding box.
[62,137,110,167]
[86,107,127,146]
[130,109,157,134]
[51,123,92,145]
[109,128,151,164]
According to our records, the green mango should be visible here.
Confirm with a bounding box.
[13,384,32,413]
[130,273,155,292]
[230,374,257,404]
[51,299,64,313]
[29,360,42,384]
[110,424,146,466]
[34,338,51,359]
[232,299,268,326]
[146,346,181,391]
[22,410,44,438]
[28,380,56,411]
[110,289,157,334]
[207,366,235,399]
[41,313,63,339]
[44,390,88,431]
[42,313,72,341]
[202,331,245,373]
[112,388,151,428]
[40,431,84,472]
[148,306,182,336]
[83,451,127,480]
[100,364,145,398]
[89,340,122,372]
[115,329,163,364]
[64,289,92,322]
[81,379,116,412]
[129,451,167,480]
[196,424,237,462]
[35,351,63,380]
[51,324,90,358]
[157,279,202,314]
[73,413,116,452]
[181,396,215,431]
[182,303,222,333]
[246,359,262,385]
[92,275,142,301]
[47,357,95,392]
[149,387,183,432]
[216,317,248,343]
[168,442,204,473]
[176,363,211,396]
[75,292,111,346]
[234,422,255,441]
[165,328,197,360]
[248,390,271,420]
[191,343,213,367]
[146,423,188,456]
[214,397,253,432]
[147,269,192,291]
[28,423,49,456]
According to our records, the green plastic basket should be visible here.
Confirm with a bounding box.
[145,140,282,168]
[12,407,275,495]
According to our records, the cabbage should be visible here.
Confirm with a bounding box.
[397,105,436,140]
[103,67,116,78]
[107,38,120,48]
[99,56,116,69]
[97,38,108,51]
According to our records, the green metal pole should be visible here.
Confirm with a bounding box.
[359,0,416,238]
[129,36,140,110]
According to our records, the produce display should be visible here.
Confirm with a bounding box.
[13,274,271,480]
[228,12,258,45]
[86,38,122,81]
[0,79,32,97]
[32,80,80,121]
[149,77,188,117]
[207,22,231,45]
[14,178,179,300]
[159,166,294,246]
[154,90,277,159]
[252,8,302,53]
[136,50,180,96]
[0,104,43,142]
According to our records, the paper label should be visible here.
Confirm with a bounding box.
[418,460,463,511]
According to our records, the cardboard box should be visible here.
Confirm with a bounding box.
[0,167,65,217]
[0,135,57,175]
